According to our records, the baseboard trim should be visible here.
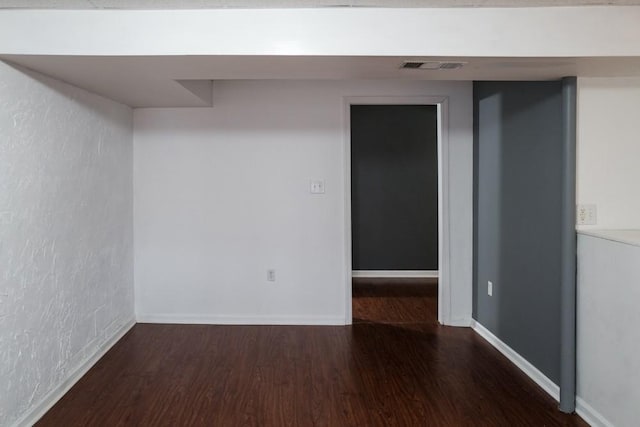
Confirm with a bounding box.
[446,317,473,327]
[576,396,615,427]
[352,270,438,279]
[12,318,136,427]
[136,314,346,326]
[471,320,560,401]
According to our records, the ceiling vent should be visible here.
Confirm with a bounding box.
[401,61,466,70]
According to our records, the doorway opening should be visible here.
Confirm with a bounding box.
[343,96,450,325]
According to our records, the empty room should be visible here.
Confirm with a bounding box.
[2,2,640,427]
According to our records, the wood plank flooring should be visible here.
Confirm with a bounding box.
[37,279,586,426]
[352,277,438,324]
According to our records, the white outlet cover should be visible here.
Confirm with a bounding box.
[577,204,597,225]
[488,281,493,297]
[310,180,325,194]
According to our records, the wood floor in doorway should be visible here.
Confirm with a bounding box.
[37,279,586,426]
[352,277,438,324]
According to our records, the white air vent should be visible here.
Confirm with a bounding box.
[401,61,466,70]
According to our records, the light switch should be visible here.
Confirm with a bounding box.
[310,180,325,194]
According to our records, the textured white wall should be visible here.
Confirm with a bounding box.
[577,77,640,229]
[134,80,473,325]
[0,62,134,426]
[577,234,640,427]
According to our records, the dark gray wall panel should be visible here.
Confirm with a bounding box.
[559,77,577,412]
[351,105,438,270]
[473,81,563,384]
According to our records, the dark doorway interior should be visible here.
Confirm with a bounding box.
[350,105,438,271]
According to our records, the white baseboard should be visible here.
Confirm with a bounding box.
[576,396,615,427]
[136,314,346,326]
[471,320,560,401]
[12,318,136,427]
[446,317,473,327]
[352,270,438,279]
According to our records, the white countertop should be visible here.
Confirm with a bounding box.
[577,229,640,248]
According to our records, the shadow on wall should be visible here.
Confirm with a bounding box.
[3,60,131,127]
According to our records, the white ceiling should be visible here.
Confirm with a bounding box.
[2,0,640,8]
[4,55,640,107]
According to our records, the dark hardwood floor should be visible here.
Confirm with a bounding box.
[38,279,586,426]
[352,277,438,324]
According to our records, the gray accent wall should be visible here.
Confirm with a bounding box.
[473,81,564,384]
[559,77,577,412]
[351,105,438,271]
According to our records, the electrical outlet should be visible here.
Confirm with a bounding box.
[488,281,493,297]
[310,180,325,194]
[577,204,597,225]
[267,269,276,282]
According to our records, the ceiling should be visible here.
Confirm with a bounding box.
[2,0,640,8]
[5,0,640,107]
[4,55,640,107]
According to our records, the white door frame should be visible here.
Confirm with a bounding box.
[343,96,451,325]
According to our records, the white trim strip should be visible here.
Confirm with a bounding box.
[136,314,346,326]
[12,318,136,427]
[447,318,472,327]
[471,320,560,401]
[352,270,438,279]
[576,397,615,427]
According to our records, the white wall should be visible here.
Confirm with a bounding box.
[577,234,640,427]
[2,7,640,57]
[134,80,472,324]
[0,62,134,426]
[576,77,640,425]
[577,77,640,230]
